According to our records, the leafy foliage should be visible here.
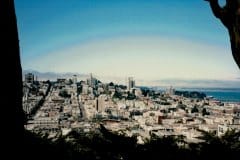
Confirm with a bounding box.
[202,108,210,116]
[22,126,240,160]
[59,90,71,98]
[191,105,199,113]
[175,91,206,99]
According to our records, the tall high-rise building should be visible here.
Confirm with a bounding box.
[87,73,97,88]
[72,75,77,84]
[97,95,106,112]
[166,86,175,95]
[127,77,135,91]
[25,73,34,83]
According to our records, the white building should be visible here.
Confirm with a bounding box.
[82,84,89,95]
[134,88,142,97]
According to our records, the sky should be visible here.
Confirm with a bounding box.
[15,0,240,87]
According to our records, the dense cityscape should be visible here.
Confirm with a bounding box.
[22,72,240,144]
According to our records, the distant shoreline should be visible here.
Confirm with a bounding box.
[151,87,240,103]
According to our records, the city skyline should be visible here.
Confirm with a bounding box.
[23,69,240,88]
[15,0,240,87]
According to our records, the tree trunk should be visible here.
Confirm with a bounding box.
[0,0,24,155]
[206,0,240,69]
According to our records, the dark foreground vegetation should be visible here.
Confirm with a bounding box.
[23,125,240,160]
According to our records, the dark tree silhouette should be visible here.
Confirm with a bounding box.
[205,0,240,69]
[0,0,25,156]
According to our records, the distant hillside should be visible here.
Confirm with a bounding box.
[22,70,89,81]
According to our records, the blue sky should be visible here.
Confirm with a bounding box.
[15,0,240,86]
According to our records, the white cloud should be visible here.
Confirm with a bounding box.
[24,35,240,82]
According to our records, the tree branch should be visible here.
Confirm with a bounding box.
[205,0,224,21]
